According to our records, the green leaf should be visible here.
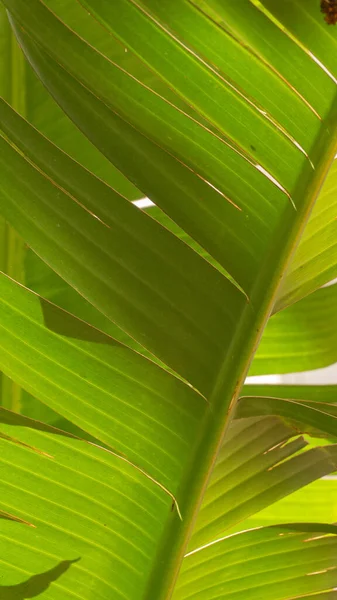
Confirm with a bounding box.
[261,0,337,82]
[242,384,337,404]
[250,283,337,375]
[0,1,140,199]
[24,248,141,352]
[21,247,169,429]
[189,0,334,117]
[5,0,312,293]
[175,525,337,600]
[78,0,310,195]
[256,3,337,308]
[237,396,337,440]
[0,3,27,414]
[2,2,337,598]
[189,416,337,551]
[111,0,316,159]
[0,99,245,394]
[276,159,337,311]
[0,272,206,492]
[23,65,141,200]
[0,408,173,600]
[233,478,337,531]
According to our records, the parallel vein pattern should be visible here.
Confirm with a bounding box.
[4,0,325,293]
[2,2,337,600]
[0,272,207,492]
[189,416,337,551]
[176,525,337,600]
[0,99,245,395]
[0,408,173,600]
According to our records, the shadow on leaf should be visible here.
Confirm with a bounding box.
[0,558,80,599]
[0,406,108,448]
[0,406,95,441]
[40,297,119,346]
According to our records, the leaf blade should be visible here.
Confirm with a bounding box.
[0,272,207,493]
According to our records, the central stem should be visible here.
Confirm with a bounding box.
[144,98,337,600]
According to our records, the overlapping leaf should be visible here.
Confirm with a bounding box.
[176,525,337,600]
[2,2,337,599]
[0,99,245,394]
[232,478,337,532]
[242,384,337,405]
[237,395,337,439]
[250,283,337,375]
[0,272,207,491]
[0,1,139,198]
[0,408,173,600]
[188,416,337,551]
[4,0,325,293]
[277,160,337,311]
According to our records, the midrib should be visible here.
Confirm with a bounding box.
[143,91,337,600]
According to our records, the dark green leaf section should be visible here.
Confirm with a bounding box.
[176,525,337,600]
[237,396,337,439]
[144,205,233,281]
[250,284,337,375]
[0,3,27,415]
[132,0,337,301]
[0,0,140,199]
[24,248,147,355]
[0,408,172,600]
[0,272,207,492]
[131,0,319,156]
[1,3,337,600]
[0,99,246,394]
[24,68,142,201]
[191,0,337,119]
[242,384,337,404]
[261,0,337,84]
[189,416,337,550]
[4,0,299,292]
[80,0,309,193]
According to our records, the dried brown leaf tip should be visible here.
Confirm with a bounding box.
[321,0,337,25]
